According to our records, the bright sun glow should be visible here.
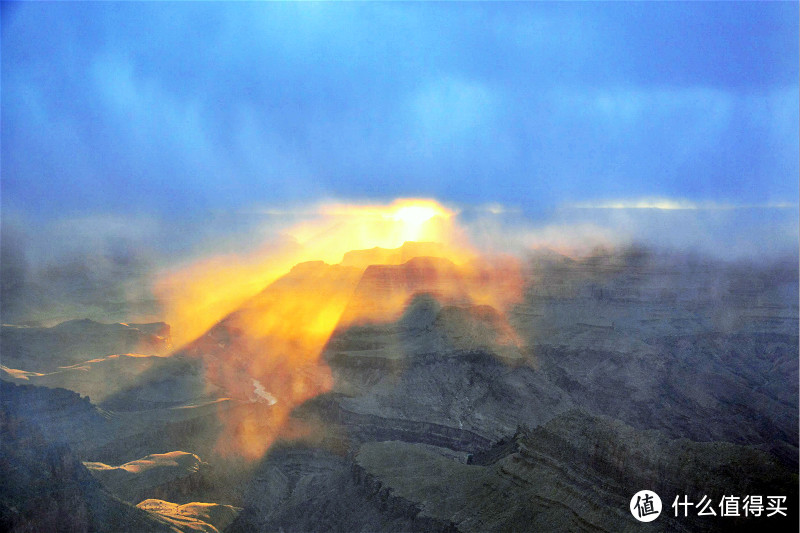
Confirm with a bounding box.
[157,198,465,349]
[153,197,522,459]
[308,198,457,259]
[384,200,452,243]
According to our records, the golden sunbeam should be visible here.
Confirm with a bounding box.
[155,198,523,459]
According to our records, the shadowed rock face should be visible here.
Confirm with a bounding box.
[227,443,460,533]
[316,293,572,446]
[339,257,470,327]
[349,411,796,533]
[532,332,799,468]
[517,253,799,469]
[0,382,111,451]
[230,252,798,532]
[0,401,177,533]
[0,382,248,532]
[231,412,796,533]
[337,254,521,330]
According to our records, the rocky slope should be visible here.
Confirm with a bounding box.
[231,409,796,532]
[1,352,175,404]
[0,319,170,373]
[84,451,209,504]
[515,252,799,468]
[137,500,241,533]
[0,398,179,533]
[350,410,796,532]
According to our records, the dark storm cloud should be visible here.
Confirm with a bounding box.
[2,2,797,222]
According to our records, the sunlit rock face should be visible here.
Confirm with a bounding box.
[337,255,522,328]
[340,241,456,268]
[136,500,241,533]
[169,238,523,460]
[84,451,208,504]
[154,200,468,349]
[339,256,472,327]
[178,261,365,459]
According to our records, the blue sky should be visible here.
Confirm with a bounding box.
[1,1,798,258]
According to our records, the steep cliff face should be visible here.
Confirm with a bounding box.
[320,348,569,445]
[520,410,796,504]
[296,393,493,454]
[0,401,177,533]
[0,381,245,532]
[533,335,798,459]
[0,379,250,510]
[521,315,798,467]
[320,293,571,445]
[504,251,800,472]
[0,382,112,451]
[227,444,458,533]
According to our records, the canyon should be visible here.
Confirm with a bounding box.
[1,246,797,531]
